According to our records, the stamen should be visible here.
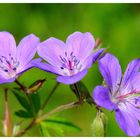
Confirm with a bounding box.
[59,51,82,74]
[0,54,19,76]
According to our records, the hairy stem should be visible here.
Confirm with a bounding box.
[41,82,60,110]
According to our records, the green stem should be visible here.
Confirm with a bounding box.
[73,83,82,103]
[41,82,60,110]
[15,101,80,137]
[36,101,80,123]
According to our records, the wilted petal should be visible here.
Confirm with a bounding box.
[0,31,16,57]
[57,69,88,84]
[116,109,140,136]
[37,37,65,67]
[99,53,122,94]
[93,86,117,110]
[66,32,95,59]
[17,34,39,70]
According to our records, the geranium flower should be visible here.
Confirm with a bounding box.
[34,31,104,84]
[0,31,40,84]
[93,53,140,136]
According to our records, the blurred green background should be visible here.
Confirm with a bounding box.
[0,3,140,137]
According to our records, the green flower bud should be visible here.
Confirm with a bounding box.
[91,111,107,137]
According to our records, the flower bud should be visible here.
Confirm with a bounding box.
[91,111,107,137]
[26,79,46,94]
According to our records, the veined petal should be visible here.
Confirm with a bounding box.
[115,109,140,136]
[57,69,88,84]
[120,59,140,95]
[120,73,140,95]
[82,48,105,69]
[37,37,65,67]
[66,32,95,60]
[93,86,117,110]
[17,34,40,70]
[17,58,42,76]
[33,60,63,75]
[0,31,16,57]
[99,53,122,94]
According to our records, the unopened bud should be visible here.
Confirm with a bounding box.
[91,111,107,137]
[94,38,102,49]
[27,79,46,94]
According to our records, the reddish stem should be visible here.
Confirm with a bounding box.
[4,88,12,137]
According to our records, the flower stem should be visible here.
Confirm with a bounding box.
[36,101,80,123]
[73,83,82,103]
[41,82,60,110]
[15,79,26,92]
[4,88,12,137]
[15,101,80,137]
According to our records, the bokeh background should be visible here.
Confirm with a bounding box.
[0,3,140,137]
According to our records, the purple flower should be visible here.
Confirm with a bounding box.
[34,31,104,84]
[93,53,140,136]
[0,31,40,84]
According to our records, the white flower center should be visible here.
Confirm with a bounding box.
[59,52,82,76]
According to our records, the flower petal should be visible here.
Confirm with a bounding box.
[0,31,16,57]
[115,109,140,136]
[17,58,42,76]
[82,48,105,69]
[33,61,62,75]
[93,86,117,110]
[0,77,15,84]
[57,69,88,84]
[99,53,122,94]
[120,59,140,94]
[37,37,65,67]
[17,34,40,70]
[66,32,95,60]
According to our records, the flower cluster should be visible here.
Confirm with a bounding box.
[0,31,140,136]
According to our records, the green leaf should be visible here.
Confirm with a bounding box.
[15,110,33,118]
[44,118,82,132]
[29,93,41,113]
[39,117,81,136]
[40,121,64,136]
[39,123,51,136]
[12,90,31,111]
